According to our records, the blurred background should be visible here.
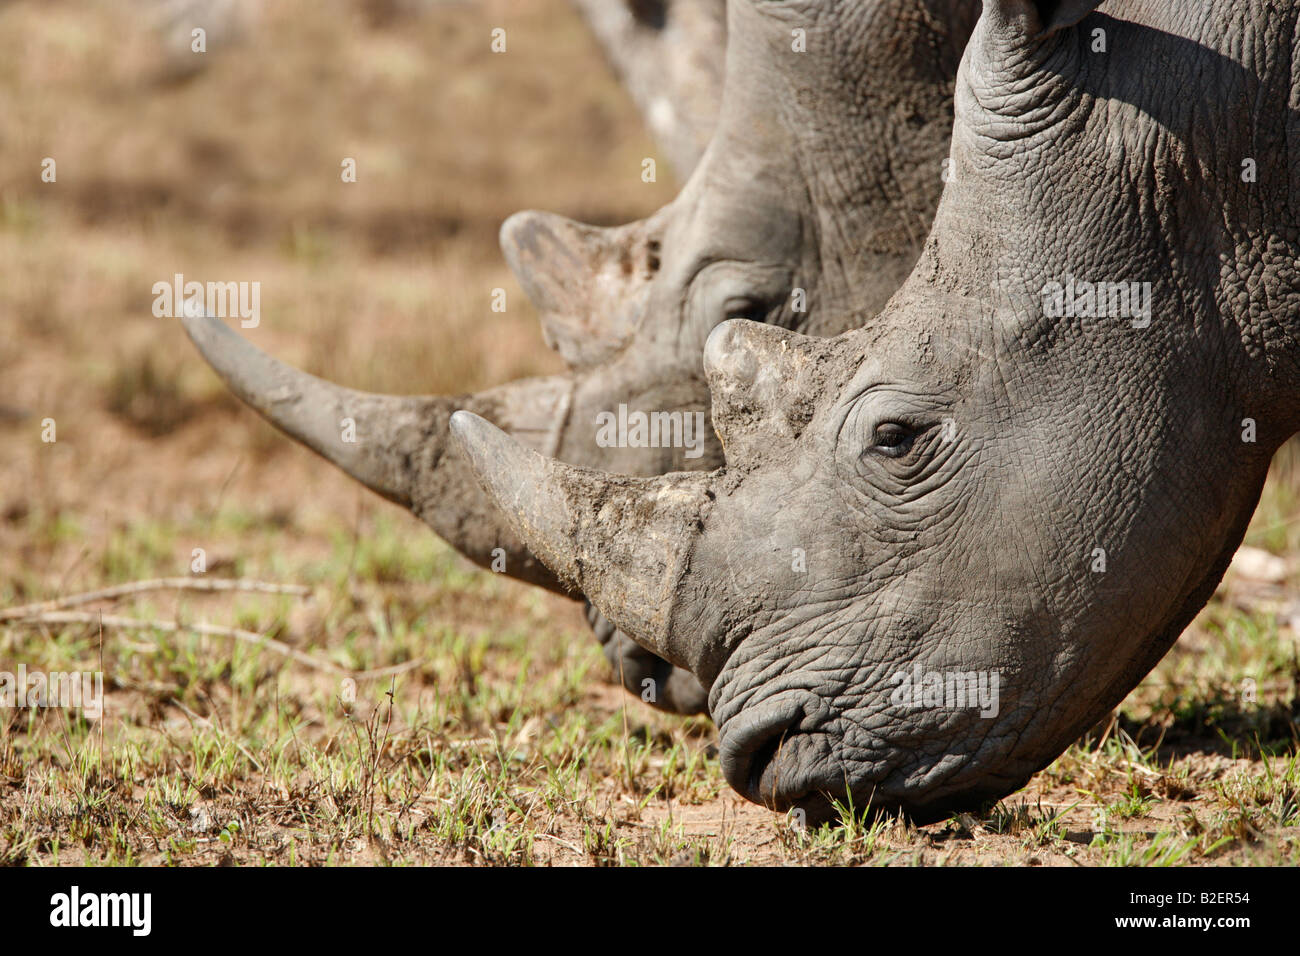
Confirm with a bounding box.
[0,0,677,594]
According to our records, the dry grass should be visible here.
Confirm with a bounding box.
[0,0,1296,866]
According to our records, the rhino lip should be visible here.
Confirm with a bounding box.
[718,694,810,808]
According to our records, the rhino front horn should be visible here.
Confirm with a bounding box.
[181,312,572,591]
[449,409,718,675]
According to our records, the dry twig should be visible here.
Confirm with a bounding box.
[0,577,311,622]
[5,610,418,680]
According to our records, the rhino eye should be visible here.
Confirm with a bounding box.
[723,296,768,322]
[869,422,915,458]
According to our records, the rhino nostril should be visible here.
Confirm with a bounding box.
[719,695,805,805]
[747,733,787,798]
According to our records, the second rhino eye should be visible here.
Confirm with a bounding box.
[869,422,916,458]
[723,295,769,323]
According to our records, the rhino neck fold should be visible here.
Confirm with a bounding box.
[717,0,979,327]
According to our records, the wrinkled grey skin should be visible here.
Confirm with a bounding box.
[182,0,976,714]
[454,0,1300,822]
[568,0,726,176]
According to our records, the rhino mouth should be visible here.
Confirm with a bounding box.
[717,687,968,825]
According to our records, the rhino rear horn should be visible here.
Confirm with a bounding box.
[499,209,656,369]
[703,319,834,463]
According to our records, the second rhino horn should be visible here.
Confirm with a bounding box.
[180,311,573,592]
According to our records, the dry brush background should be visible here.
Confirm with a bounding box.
[0,0,1296,866]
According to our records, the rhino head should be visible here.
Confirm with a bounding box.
[454,0,1300,820]
[183,2,974,592]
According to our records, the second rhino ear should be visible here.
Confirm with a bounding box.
[979,0,1105,44]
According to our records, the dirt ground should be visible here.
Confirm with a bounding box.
[0,0,1296,866]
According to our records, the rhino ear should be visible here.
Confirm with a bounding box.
[980,0,1104,42]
